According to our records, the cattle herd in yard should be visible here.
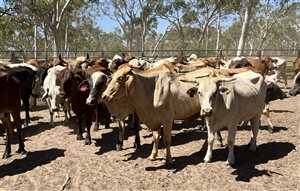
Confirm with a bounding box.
[0,53,299,167]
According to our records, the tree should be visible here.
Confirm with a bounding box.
[236,0,256,56]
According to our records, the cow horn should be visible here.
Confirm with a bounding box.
[195,72,211,78]
[180,79,197,83]
[215,77,236,83]
[58,53,69,66]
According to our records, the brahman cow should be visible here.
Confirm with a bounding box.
[182,70,266,165]
[292,57,300,77]
[85,71,141,151]
[102,64,205,165]
[289,72,300,96]
[42,65,71,126]
[265,57,288,88]
[0,69,26,158]
[57,68,94,145]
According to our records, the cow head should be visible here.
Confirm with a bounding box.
[102,64,133,101]
[86,71,108,106]
[183,75,235,117]
[265,81,287,103]
[56,68,78,98]
[289,72,300,96]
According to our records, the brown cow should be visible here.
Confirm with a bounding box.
[293,57,300,77]
[0,70,26,158]
[57,68,94,144]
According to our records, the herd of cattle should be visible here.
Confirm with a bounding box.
[0,53,300,166]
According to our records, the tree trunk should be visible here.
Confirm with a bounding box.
[53,28,61,57]
[64,23,69,57]
[215,14,221,54]
[237,0,253,57]
[141,17,146,56]
[151,23,173,58]
[34,23,37,59]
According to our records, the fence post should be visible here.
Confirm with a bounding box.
[298,50,300,57]
[219,49,223,58]
[257,49,262,58]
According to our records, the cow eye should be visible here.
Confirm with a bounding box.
[55,79,60,86]
[117,76,125,82]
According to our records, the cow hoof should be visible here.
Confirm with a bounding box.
[226,160,235,166]
[116,144,123,151]
[268,128,274,133]
[76,136,84,140]
[216,143,224,148]
[16,149,27,155]
[85,140,92,145]
[134,143,141,149]
[2,152,11,159]
[148,154,157,161]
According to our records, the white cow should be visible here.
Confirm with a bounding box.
[183,70,266,165]
[265,57,288,88]
[42,65,71,126]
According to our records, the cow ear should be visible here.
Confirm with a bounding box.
[125,76,133,96]
[74,74,83,83]
[78,80,90,91]
[187,86,198,97]
[219,85,231,95]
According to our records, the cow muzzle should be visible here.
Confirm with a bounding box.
[201,108,213,117]
[102,94,111,101]
[86,97,96,106]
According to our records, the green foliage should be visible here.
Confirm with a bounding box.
[0,0,299,57]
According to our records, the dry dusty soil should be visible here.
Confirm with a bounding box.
[0,81,299,191]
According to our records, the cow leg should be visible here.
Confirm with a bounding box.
[281,64,288,88]
[62,101,70,124]
[93,107,99,131]
[1,115,13,159]
[49,110,55,127]
[226,124,237,166]
[215,131,224,147]
[249,114,260,152]
[22,97,31,128]
[163,121,173,165]
[85,111,92,145]
[65,98,72,119]
[263,105,273,133]
[11,112,26,155]
[76,114,84,140]
[30,95,37,108]
[133,112,141,149]
[149,127,160,161]
[116,119,126,151]
[47,98,55,127]
[204,118,214,163]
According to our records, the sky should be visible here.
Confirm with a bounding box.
[97,15,171,34]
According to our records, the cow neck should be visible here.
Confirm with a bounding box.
[128,72,157,107]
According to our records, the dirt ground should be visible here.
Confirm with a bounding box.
[0,81,299,191]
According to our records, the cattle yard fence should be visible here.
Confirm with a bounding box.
[0,49,299,78]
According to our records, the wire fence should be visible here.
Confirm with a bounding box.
[0,48,299,61]
[0,48,299,78]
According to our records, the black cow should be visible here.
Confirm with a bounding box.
[266,81,287,103]
[4,66,36,128]
[289,72,300,96]
[264,81,287,132]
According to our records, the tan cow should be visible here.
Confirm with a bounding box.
[182,70,266,165]
[102,64,209,165]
